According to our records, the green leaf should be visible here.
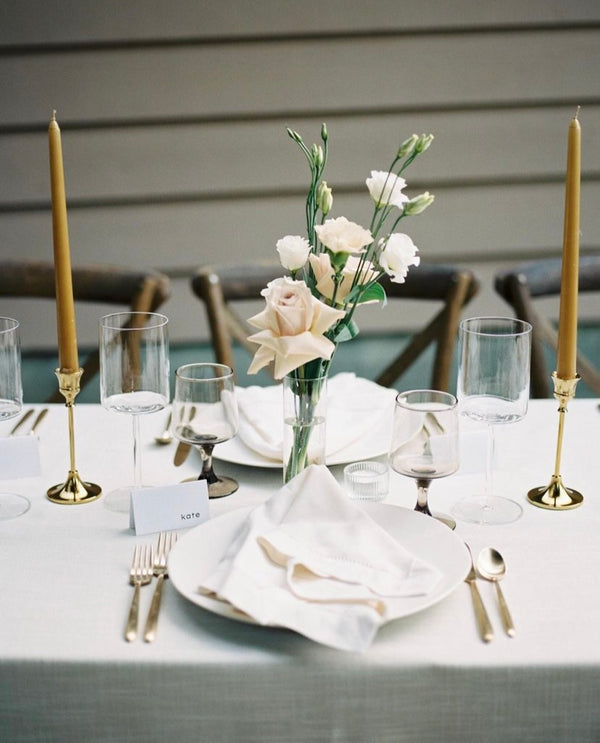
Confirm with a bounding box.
[332,318,360,343]
[347,282,387,306]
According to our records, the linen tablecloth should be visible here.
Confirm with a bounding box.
[0,400,599,742]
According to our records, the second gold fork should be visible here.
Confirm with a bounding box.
[143,531,178,643]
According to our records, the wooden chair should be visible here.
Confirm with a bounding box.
[0,259,171,402]
[494,256,600,398]
[191,262,479,391]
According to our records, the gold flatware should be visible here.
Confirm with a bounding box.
[173,441,191,466]
[143,531,178,643]
[173,405,196,465]
[477,547,515,638]
[465,544,494,643]
[28,408,48,436]
[154,412,173,445]
[125,543,153,642]
[9,408,34,435]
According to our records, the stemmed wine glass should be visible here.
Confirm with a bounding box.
[453,316,532,525]
[389,389,459,530]
[0,317,30,519]
[171,363,239,498]
[99,311,169,512]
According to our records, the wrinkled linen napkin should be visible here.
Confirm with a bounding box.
[236,373,398,462]
[199,465,442,652]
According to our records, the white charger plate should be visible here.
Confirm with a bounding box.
[169,503,471,629]
[211,428,389,469]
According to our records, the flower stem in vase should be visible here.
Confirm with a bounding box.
[283,372,327,483]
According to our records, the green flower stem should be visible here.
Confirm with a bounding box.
[284,368,328,483]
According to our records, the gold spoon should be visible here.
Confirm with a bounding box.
[154,412,173,445]
[477,547,516,637]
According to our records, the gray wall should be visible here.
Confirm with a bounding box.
[1,0,599,350]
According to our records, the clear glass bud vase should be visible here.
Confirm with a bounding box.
[283,372,327,483]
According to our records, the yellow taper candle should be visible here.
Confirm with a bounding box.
[48,111,79,372]
[556,108,581,380]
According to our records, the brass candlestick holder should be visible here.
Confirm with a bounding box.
[527,372,583,510]
[47,368,102,504]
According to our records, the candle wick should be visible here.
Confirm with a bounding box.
[51,109,57,121]
[574,105,580,120]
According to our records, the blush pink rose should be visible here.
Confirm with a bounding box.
[247,277,345,378]
[309,253,378,305]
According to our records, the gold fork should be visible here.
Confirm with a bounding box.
[125,543,153,642]
[143,531,178,643]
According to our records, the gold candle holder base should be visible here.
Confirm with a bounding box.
[527,475,583,510]
[47,470,102,504]
[527,372,583,511]
[47,368,102,505]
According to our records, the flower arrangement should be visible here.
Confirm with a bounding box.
[246,124,434,480]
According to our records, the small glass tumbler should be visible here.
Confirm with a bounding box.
[344,461,389,502]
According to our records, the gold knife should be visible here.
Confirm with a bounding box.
[173,406,196,466]
[28,408,48,435]
[9,408,34,435]
[173,441,191,466]
[464,545,494,643]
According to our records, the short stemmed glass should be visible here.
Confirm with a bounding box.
[453,316,532,525]
[99,312,169,512]
[171,363,239,498]
[0,317,30,519]
[389,390,459,530]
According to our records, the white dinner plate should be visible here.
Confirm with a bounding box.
[169,503,471,631]
[211,424,391,469]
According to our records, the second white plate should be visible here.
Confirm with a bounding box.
[169,503,471,630]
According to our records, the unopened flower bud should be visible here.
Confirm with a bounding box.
[397,134,418,158]
[321,122,328,142]
[316,181,333,215]
[312,144,324,168]
[286,127,303,144]
[403,191,435,215]
[415,133,434,153]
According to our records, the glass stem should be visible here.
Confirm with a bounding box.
[415,478,433,516]
[132,414,142,488]
[485,422,495,498]
[199,444,218,484]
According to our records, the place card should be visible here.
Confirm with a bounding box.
[130,480,210,536]
[0,436,42,480]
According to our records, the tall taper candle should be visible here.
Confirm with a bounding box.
[48,111,79,372]
[556,109,581,380]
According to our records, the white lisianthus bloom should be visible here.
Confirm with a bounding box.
[366,171,409,209]
[379,233,420,283]
[247,277,345,378]
[314,216,373,255]
[276,235,311,271]
[309,253,378,305]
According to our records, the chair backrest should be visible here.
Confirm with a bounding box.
[494,256,600,398]
[0,259,171,402]
[191,262,479,391]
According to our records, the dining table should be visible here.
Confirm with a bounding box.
[1,397,599,743]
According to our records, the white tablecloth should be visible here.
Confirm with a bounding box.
[1,400,599,742]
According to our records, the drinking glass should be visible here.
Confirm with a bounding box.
[99,312,169,512]
[171,363,239,498]
[389,390,459,529]
[453,316,532,525]
[0,317,30,519]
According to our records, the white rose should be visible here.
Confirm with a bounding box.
[314,216,373,255]
[366,170,409,209]
[247,277,345,378]
[379,233,420,283]
[276,235,311,271]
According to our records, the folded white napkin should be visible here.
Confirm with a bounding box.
[236,373,397,462]
[199,465,442,652]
